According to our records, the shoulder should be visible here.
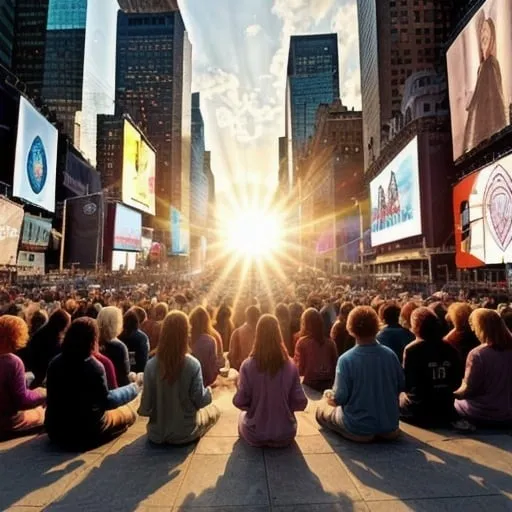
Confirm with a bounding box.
[184,353,202,371]
[0,353,23,371]
[240,357,256,373]
[377,343,399,359]
[404,339,422,354]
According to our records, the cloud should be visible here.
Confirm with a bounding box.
[246,24,262,37]
[192,67,240,100]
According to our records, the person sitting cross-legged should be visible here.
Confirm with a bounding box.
[316,306,404,443]
[138,311,220,445]
[45,318,140,451]
[233,314,307,448]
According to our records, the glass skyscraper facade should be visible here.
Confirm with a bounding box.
[0,0,16,69]
[116,10,192,244]
[42,0,118,166]
[285,34,340,186]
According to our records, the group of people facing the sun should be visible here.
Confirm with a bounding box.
[0,292,511,450]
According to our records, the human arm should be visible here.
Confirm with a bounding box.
[190,361,212,409]
[136,333,149,373]
[454,349,483,399]
[293,338,305,376]
[333,357,351,406]
[10,356,46,411]
[402,347,416,394]
[227,329,240,369]
[289,365,308,412]
[138,363,155,417]
[232,361,252,411]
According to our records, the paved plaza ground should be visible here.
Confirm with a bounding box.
[1,382,511,511]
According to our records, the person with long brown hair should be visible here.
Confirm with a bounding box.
[330,301,355,357]
[214,304,234,352]
[454,309,512,427]
[445,303,479,365]
[233,314,307,447]
[294,308,338,392]
[228,305,261,371]
[138,311,220,444]
[189,306,220,387]
[275,303,293,356]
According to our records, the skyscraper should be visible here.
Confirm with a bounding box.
[0,0,16,69]
[285,33,339,187]
[41,0,119,166]
[12,0,50,98]
[357,0,459,170]
[116,9,192,246]
[190,92,208,268]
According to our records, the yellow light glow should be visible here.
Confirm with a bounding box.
[224,208,283,258]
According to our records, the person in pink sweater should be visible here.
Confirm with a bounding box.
[0,316,46,440]
[233,314,308,447]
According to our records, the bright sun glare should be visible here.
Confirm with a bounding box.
[225,209,283,258]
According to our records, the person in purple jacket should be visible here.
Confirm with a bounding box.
[190,306,219,387]
[0,315,46,440]
[233,314,308,448]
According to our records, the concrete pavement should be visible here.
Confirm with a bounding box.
[1,383,511,511]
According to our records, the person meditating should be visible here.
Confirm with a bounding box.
[233,314,307,447]
[138,311,220,445]
[316,306,404,442]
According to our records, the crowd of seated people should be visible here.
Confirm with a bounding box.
[0,278,511,453]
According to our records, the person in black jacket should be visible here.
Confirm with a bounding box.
[97,306,131,386]
[26,309,71,388]
[119,309,149,373]
[400,307,463,426]
[45,318,139,451]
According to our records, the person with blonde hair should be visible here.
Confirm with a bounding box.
[454,309,512,427]
[445,302,479,365]
[98,306,131,386]
[316,306,404,442]
[139,311,220,444]
[294,308,338,392]
[0,316,46,440]
[233,314,307,447]
[189,306,221,387]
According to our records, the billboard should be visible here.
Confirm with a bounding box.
[370,137,422,247]
[122,120,156,215]
[114,203,142,252]
[0,198,24,266]
[170,207,189,255]
[65,194,104,268]
[17,251,45,276]
[453,153,512,267]
[13,97,58,212]
[21,214,51,250]
[447,0,512,160]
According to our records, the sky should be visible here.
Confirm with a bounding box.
[179,0,361,196]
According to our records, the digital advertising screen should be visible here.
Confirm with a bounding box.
[113,203,142,252]
[453,153,512,267]
[170,207,189,255]
[13,97,58,213]
[370,137,422,247]
[122,120,156,215]
[447,0,512,160]
[21,214,52,250]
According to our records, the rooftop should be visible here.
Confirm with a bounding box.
[118,0,179,13]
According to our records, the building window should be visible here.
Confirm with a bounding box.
[424,103,431,113]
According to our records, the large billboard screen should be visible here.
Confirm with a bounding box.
[13,97,58,213]
[370,137,422,247]
[21,214,52,250]
[122,120,156,215]
[113,203,142,252]
[0,198,24,266]
[453,153,512,267]
[447,0,512,160]
[170,207,189,255]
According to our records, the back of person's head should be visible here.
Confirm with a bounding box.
[379,302,401,326]
[158,311,190,383]
[275,303,290,324]
[97,306,123,343]
[61,317,99,360]
[30,309,48,335]
[0,315,29,355]
[251,314,288,376]
[46,309,72,337]
[447,302,473,331]
[501,311,512,332]
[469,308,512,350]
[300,307,325,344]
[85,305,99,319]
[154,302,169,321]
[215,305,233,326]
[410,307,443,341]
[122,310,140,336]
[189,305,212,343]
[246,305,261,327]
[338,301,355,321]
[129,306,147,325]
[400,301,419,330]
[347,306,380,341]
